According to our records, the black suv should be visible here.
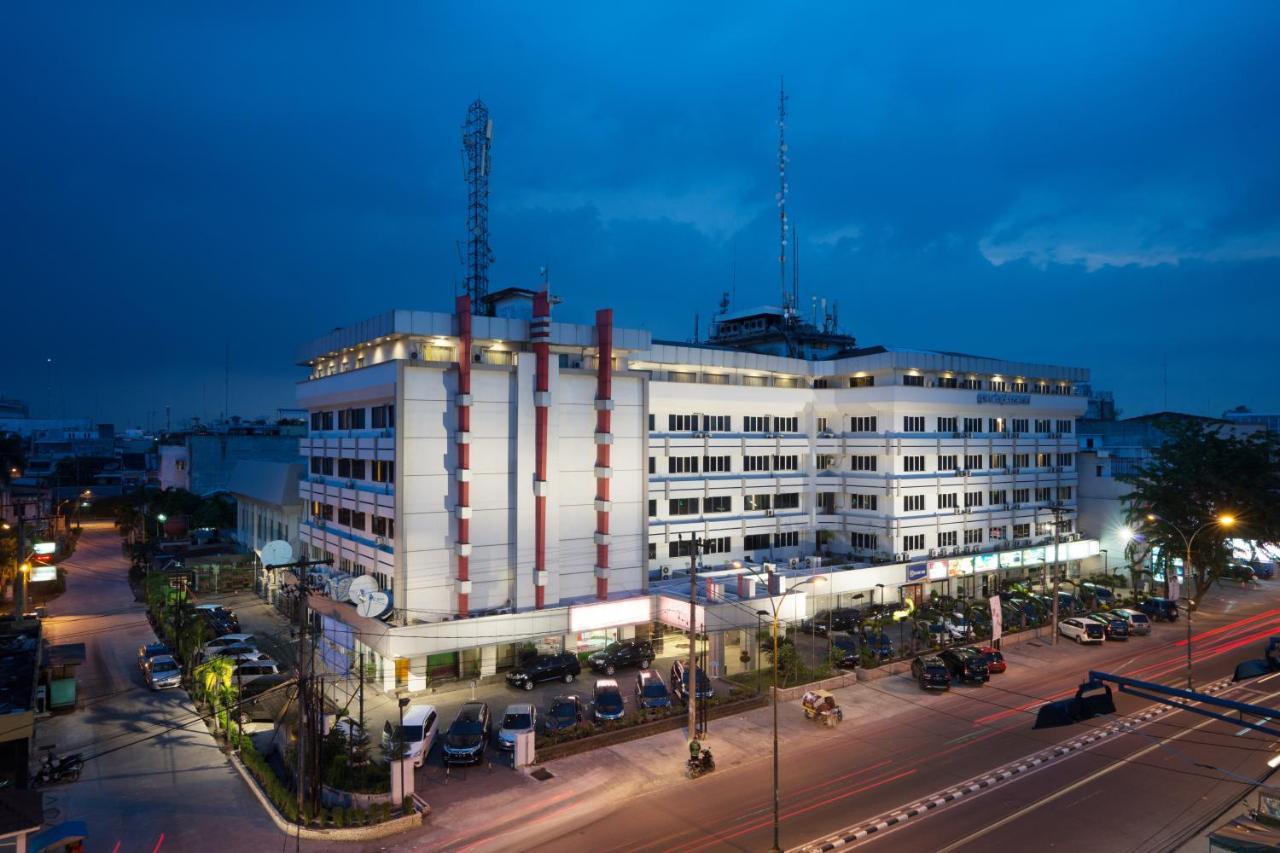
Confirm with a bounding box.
[544,695,585,732]
[670,659,715,702]
[505,652,582,691]
[803,608,863,637]
[588,639,654,675]
[939,648,990,684]
[911,655,951,690]
[442,702,490,765]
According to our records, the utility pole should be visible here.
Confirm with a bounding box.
[685,533,704,745]
[295,583,309,825]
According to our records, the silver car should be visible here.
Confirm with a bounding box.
[146,654,182,690]
[1109,608,1152,636]
[496,703,537,751]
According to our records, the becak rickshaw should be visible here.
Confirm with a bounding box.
[801,689,843,726]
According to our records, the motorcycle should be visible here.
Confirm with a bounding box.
[33,751,84,786]
[686,748,715,779]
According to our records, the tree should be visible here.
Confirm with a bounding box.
[1119,418,1280,606]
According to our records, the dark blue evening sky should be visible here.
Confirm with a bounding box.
[6,3,1279,428]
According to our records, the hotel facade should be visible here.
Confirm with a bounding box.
[288,293,1094,691]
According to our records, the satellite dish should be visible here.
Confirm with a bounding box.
[259,540,293,568]
[333,576,353,603]
[357,591,393,620]
[348,575,378,604]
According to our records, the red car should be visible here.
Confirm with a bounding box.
[976,646,1007,673]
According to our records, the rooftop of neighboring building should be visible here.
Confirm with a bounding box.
[227,460,303,508]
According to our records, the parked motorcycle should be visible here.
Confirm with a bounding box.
[686,748,715,779]
[33,751,84,786]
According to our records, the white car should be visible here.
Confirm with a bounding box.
[496,703,537,751]
[1059,618,1105,645]
[145,654,183,690]
[201,634,256,656]
[233,659,281,680]
[942,614,972,640]
[382,704,439,767]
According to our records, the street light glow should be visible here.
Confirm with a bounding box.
[1218,514,1235,526]
[1118,527,1133,543]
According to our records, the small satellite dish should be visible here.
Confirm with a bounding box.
[348,575,378,604]
[259,540,293,568]
[333,576,353,603]
[357,591,393,620]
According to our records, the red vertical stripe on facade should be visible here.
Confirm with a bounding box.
[533,290,551,609]
[456,295,472,617]
[594,308,613,600]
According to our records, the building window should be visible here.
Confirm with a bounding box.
[338,508,351,526]
[816,416,829,433]
[816,454,835,470]
[937,417,957,433]
[849,375,875,388]
[990,380,1008,392]
[371,404,395,429]
[648,499,656,517]
[338,458,352,478]
[703,455,731,472]
[1014,453,1029,468]
[960,378,981,390]
[1056,420,1074,434]
[1035,419,1051,432]
[990,453,1008,469]
[1035,382,1050,394]
[774,416,799,433]
[1012,419,1028,433]
[372,460,395,483]
[904,494,925,511]
[904,455,925,472]
[744,533,771,551]
[744,455,771,472]
[310,456,322,474]
[649,457,656,474]
[1013,523,1031,538]
[903,534,925,551]
[321,457,335,475]
[964,491,984,508]
[964,454,982,471]
[744,416,770,432]
[990,526,1006,540]
[964,528,983,544]
[773,531,800,548]
[669,539,700,558]
[668,414,698,431]
[1035,487,1051,502]
[938,454,958,471]
[702,536,731,555]
[849,493,877,511]
[1057,486,1074,501]
[939,531,957,547]
[988,418,1005,433]
[963,417,982,433]
[903,374,924,387]
[648,543,657,560]
[851,531,879,550]
[849,416,878,433]
[351,459,366,479]
[1095,464,1103,477]
[668,498,700,516]
[939,492,958,509]
[1036,521,1053,536]
[1013,488,1030,503]
[938,375,958,388]
[1012,381,1028,392]
[990,489,1008,505]
[351,511,366,531]
[774,493,800,510]
[904,416,925,432]
[744,494,772,511]
[668,457,699,474]
[371,516,394,538]
[1035,452,1051,467]
[705,496,732,513]
[703,414,731,432]
[851,455,878,471]
[1057,453,1074,467]
[773,455,799,471]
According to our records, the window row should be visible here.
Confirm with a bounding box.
[309,404,395,432]
[650,493,801,516]
[308,501,395,538]
[308,456,395,483]
[899,415,1074,435]
[659,414,801,433]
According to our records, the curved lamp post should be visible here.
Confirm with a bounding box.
[748,570,825,853]
[1145,512,1234,690]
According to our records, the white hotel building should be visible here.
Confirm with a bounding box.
[291,293,1094,691]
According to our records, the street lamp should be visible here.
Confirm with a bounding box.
[156,513,167,542]
[749,570,825,853]
[1145,512,1235,690]
[17,562,31,623]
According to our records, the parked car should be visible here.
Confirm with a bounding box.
[941,614,972,641]
[975,646,1007,673]
[863,632,894,660]
[1086,612,1130,641]
[194,604,241,632]
[670,659,715,702]
[505,652,582,690]
[1227,564,1257,582]
[145,654,182,690]
[592,679,626,722]
[831,635,859,669]
[940,647,990,683]
[1256,563,1276,580]
[1080,582,1116,605]
[911,655,951,690]
[634,669,672,709]
[138,642,171,671]
[496,703,537,751]
[1059,618,1105,644]
[234,659,282,680]
[802,608,862,637]
[441,702,489,765]
[210,644,270,663]
[544,695,585,732]
[588,640,654,675]
[201,634,256,656]
[383,704,440,767]
[1109,608,1152,635]
[1137,597,1180,622]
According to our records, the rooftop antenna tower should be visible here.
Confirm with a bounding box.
[462,99,495,315]
[776,79,792,320]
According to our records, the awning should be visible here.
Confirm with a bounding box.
[29,820,88,852]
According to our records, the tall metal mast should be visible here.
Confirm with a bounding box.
[776,80,791,319]
[462,100,495,314]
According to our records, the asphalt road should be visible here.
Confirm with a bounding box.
[509,583,1280,853]
[35,523,306,852]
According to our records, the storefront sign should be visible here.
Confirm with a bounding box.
[906,563,928,582]
[928,558,975,580]
[30,565,58,582]
[976,393,1031,405]
[570,597,652,633]
[974,554,999,573]
[990,595,1003,643]
[33,542,56,556]
[999,550,1023,568]
[927,560,950,581]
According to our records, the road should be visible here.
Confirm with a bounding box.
[496,583,1280,853]
[36,522,302,852]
